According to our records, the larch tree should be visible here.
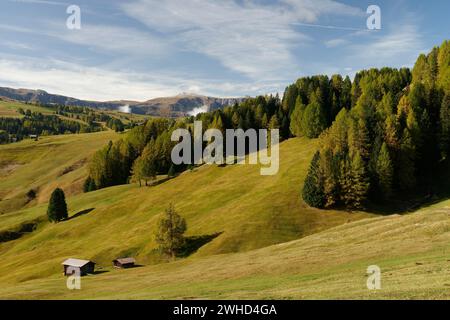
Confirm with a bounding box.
[376,143,394,199]
[155,204,187,260]
[302,151,325,208]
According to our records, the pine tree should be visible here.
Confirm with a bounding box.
[376,143,394,199]
[47,188,68,223]
[349,152,370,209]
[384,115,400,151]
[269,114,280,130]
[398,128,417,190]
[83,177,92,193]
[302,152,325,208]
[261,113,268,129]
[168,164,176,177]
[289,96,305,137]
[231,112,240,128]
[155,204,187,260]
[439,94,450,159]
[132,157,144,187]
[88,178,97,192]
[302,101,326,138]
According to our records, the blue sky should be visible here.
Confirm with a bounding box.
[0,0,448,101]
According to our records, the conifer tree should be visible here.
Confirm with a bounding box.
[47,188,68,223]
[269,114,280,130]
[376,143,394,199]
[168,164,176,178]
[439,94,450,159]
[398,128,417,190]
[349,152,370,209]
[155,204,187,260]
[302,101,326,138]
[302,152,325,208]
[289,96,305,137]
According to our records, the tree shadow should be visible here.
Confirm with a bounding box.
[91,270,109,275]
[67,208,95,221]
[364,190,450,216]
[0,219,41,243]
[178,232,223,258]
[113,264,145,269]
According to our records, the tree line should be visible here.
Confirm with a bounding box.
[86,94,296,190]
[85,74,382,191]
[0,111,94,144]
[302,40,450,209]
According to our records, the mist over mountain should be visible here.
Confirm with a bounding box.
[0,87,245,117]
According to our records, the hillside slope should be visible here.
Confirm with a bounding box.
[0,87,244,117]
[0,130,121,214]
[0,137,372,286]
[0,197,448,299]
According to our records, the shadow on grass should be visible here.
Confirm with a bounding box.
[178,232,223,258]
[114,264,145,269]
[91,270,109,275]
[364,187,450,216]
[0,218,42,243]
[67,208,95,221]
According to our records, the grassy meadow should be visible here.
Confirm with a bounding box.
[0,100,449,300]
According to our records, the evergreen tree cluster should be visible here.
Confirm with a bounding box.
[287,75,352,138]
[86,95,295,190]
[106,118,125,132]
[87,118,175,189]
[303,41,450,209]
[0,111,93,143]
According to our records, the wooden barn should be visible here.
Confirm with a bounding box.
[62,258,95,276]
[113,257,136,269]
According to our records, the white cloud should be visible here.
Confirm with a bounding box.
[7,0,68,6]
[121,0,363,79]
[0,57,178,101]
[349,24,426,67]
[324,38,349,48]
[0,56,286,100]
[188,105,209,116]
[52,24,168,56]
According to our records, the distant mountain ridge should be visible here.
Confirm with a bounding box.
[0,86,246,117]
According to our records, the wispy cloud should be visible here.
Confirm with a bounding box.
[324,38,349,48]
[7,0,68,6]
[51,24,168,56]
[0,55,284,100]
[350,24,426,67]
[121,0,363,80]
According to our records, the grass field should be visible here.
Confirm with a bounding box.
[0,137,376,289]
[0,131,121,214]
[0,198,448,299]
[0,108,449,299]
[0,100,54,118]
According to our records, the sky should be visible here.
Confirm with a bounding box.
[0,0,448,101]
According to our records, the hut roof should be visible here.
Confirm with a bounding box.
[113,257,136,264]
[62,258,94,267]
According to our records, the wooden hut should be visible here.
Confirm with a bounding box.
[112,257,136,269]
[62,258,95,276]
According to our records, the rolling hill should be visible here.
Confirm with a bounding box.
[0,100,448,300]
[0,129,121,215]
[0,134,374,289]
[0,192,448,299]
[0,87,245,117]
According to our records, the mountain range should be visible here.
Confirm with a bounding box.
[0,86,246,117]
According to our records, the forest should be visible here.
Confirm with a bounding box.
[302,40,450,209]
[86,40,450,211]
[0,111,96,144]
